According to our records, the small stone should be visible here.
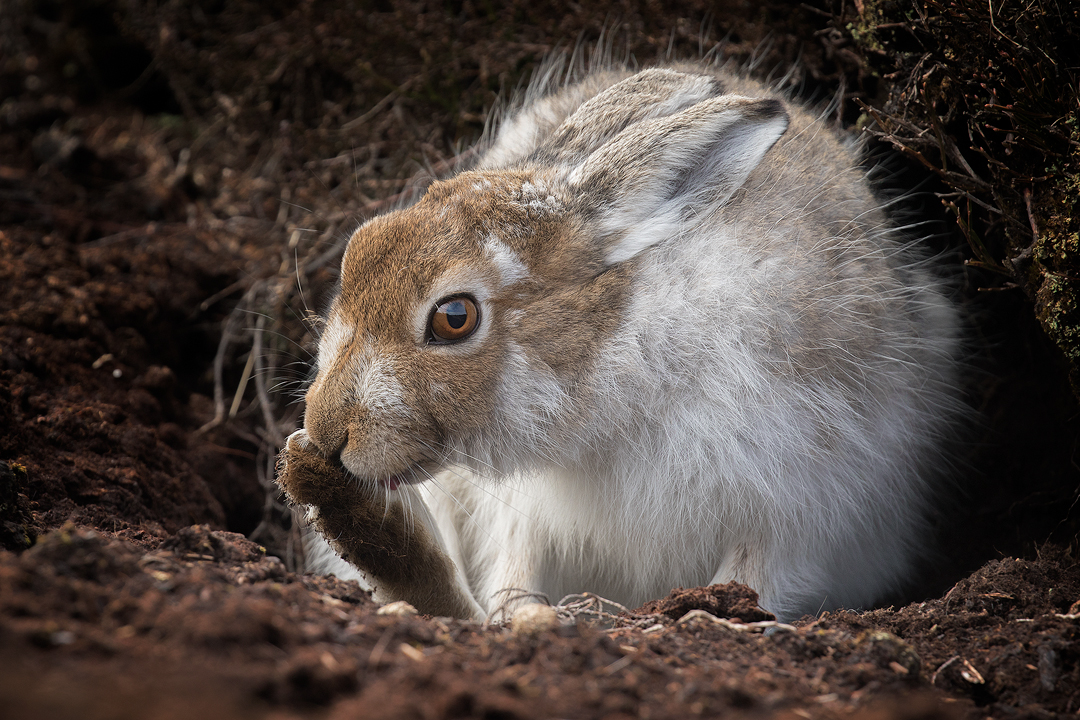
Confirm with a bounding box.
[510,603,560,635]
[377,600,418,616]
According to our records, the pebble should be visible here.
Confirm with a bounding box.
[377,600,418,616]
[510,603,560,635]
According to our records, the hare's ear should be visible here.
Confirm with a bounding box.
[532,69,724,165]
[567,95,789,264]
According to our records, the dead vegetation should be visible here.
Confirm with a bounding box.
[841,0,1080,389]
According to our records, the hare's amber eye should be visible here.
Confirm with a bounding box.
[429,296,480,343]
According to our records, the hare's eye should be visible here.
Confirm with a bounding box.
[428,295,480,343]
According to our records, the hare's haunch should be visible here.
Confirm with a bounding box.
[278,63,966,622]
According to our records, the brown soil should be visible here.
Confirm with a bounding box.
[2,526,1078,718]
[1,1,1078,718]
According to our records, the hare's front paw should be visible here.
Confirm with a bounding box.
[275,429,398,565]
[276,429,481,618]
[275,429,392,556]
[275,429,353,508]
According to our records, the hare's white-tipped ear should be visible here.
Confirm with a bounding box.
[568,95,789,264]
[533,69,723,166]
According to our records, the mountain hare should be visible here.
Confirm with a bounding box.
[276,63,966,622]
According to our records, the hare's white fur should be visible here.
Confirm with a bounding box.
[299,63,966,622]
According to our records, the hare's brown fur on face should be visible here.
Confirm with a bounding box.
[305,169,634,479]
[305,190,506,475]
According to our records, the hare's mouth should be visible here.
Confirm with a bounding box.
[337,450,441,491]
[378,461,440,491]
[335,449,438,490]
[381,474,409,491]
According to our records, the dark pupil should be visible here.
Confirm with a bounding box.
[444,301,468,329]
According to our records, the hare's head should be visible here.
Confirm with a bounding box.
[303,69,789,485]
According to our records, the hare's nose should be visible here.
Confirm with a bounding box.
[304,412,348,460]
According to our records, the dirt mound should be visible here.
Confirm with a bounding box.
[634,583,776,624]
